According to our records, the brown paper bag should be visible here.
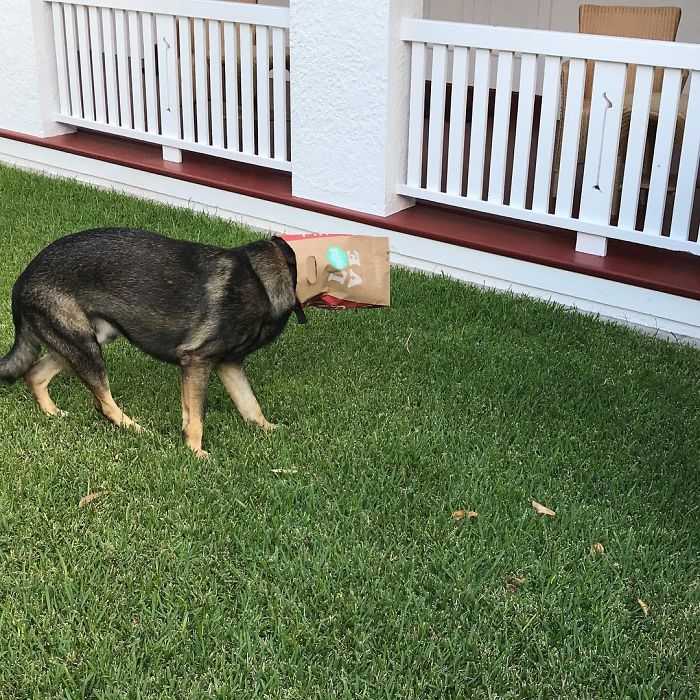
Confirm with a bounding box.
[282,234,390,308]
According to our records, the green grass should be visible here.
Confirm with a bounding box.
[0,164,698,699]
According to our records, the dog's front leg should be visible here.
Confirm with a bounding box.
[217,362,277,432]
[180,360,213,459]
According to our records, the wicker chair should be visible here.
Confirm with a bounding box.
[553,5,685,217]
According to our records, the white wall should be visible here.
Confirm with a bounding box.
[425,0,553,29]
[424,0,700,43]
[0,4,46,135]
[0,2,73,137]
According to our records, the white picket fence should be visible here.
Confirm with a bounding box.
[399,19,700,254]
[48,0,290,170]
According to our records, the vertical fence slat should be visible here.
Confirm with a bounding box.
[426,43,447,192]
[127,11,145,131]
[101,8,119,126]
[156,14,182,141]
[467,48,491,200]
[209,20,225,148]
[239,23,255,154]
[554,58,586,218]
[617,66,654,229]
[579,61,627,227]
[88,7,106,123]
[670,71,700,240]
[255,26,271,158]
[64,4,82,118]
[406,41,426,189]
[509,52,537,209]
[271,27,287,161]
[488,50,514,204]
[446,46,469,196]
[531,55,561,212]
[643,67,683,236]
[51,3,71,116]
[223,22,240,152]
[179,17,195,143]
[76,4,95,121]
[114,9,132,128]
[141,13,158,134]
[193,18,209,145]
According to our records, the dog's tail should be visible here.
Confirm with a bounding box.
[0,312,39,383]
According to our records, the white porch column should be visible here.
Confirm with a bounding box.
[0,1,74,137]
[289,0,423,217]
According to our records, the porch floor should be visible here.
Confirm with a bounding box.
[2,127,700,301]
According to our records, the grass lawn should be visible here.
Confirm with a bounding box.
[0,164,698,699]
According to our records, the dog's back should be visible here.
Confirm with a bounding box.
[10,228,296,365]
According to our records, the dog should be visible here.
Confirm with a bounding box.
[0,228,306,458]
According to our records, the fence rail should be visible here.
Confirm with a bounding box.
[48,0,291,170]
[399,18,700,254]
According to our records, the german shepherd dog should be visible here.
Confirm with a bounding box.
[0,228,305,458]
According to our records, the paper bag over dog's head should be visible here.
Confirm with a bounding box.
[282,234,390,307]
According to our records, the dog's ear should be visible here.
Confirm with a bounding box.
[270,236,297,273]
[270,237,297,277]
[270,237,307,324]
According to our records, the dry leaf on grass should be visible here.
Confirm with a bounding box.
[637,598,650,617]
[531,500,556,517]
[271,468,298,475]
[79,491,104,508]
[506,575,526,593]
[590,542,605,556]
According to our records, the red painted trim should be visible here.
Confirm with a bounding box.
[2,128,699,301]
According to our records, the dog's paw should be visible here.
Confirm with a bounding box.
[42,406,68,418]
[128,421,145,434]
[193,448,210,460]
[114,415,145,433]
[262,421,279,433]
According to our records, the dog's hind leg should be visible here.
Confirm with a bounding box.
[24,353,69,416]
[32,313,142,432]
[181,361,212,459]
[216,362,277,432]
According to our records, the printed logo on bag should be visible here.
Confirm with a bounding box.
[328,249,362,288]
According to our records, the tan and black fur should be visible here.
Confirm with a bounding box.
[0,228,305,458]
